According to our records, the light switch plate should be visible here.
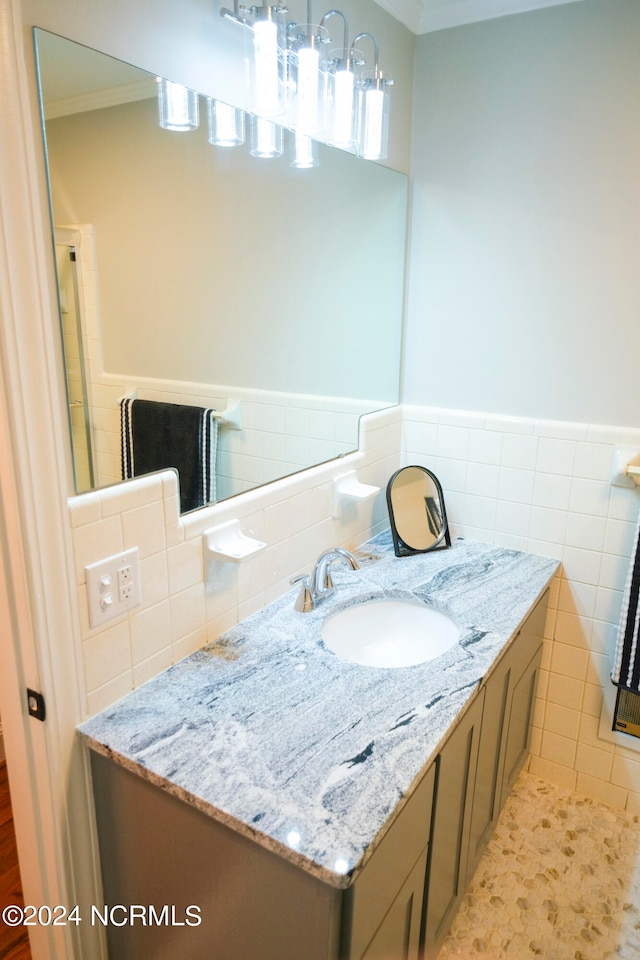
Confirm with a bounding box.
[86,547,141,628]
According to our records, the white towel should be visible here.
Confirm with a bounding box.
[612,511,640,693]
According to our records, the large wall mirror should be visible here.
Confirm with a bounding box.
[35,29,407,511]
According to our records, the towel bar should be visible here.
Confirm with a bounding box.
[212,400,242,430]
[117,394,242,430]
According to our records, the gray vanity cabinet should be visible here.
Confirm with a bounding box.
[422,591,547,959]
[87,591,548,960]
[91,752,342,960]
[90,749,436,960]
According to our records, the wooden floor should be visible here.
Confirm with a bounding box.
[0,762,31,960]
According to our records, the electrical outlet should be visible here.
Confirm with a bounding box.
[86,547,141,628]
[119,581,134,603]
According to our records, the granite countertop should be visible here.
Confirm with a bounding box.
[79,532,559,889]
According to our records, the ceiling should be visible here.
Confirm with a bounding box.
[374,0,584,34]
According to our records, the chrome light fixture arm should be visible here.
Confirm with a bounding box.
[320,8,348,58]
[221,2,289,28]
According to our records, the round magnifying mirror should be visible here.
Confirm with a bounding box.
[386,466,451,557]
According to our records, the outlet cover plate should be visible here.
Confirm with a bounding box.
[86,547,141,629]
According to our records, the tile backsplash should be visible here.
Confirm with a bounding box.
[69,400,640,818]
[403,404,640,814]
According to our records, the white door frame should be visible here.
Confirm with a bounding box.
[0,366,67,960]
[0,1,106,957]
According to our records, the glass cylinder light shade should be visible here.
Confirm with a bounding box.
[249,9,287,118]
[290,26,328,136]
[207,99,245,147]
[356,72,392,161]
[290,132,318,168]
[325,48,361,150]
[249,116,284,158]
[157,78,199,131]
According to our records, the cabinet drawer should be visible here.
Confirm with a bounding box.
[344,763,436,960]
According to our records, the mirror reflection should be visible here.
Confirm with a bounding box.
[35,29,407,510]
[386,466,451,557]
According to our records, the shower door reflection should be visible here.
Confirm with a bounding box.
[55,239,94,492]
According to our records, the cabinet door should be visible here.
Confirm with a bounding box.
[360,849,427,960]
[467,590,548,883]
[500,645,542,807]
[422,689,484,960]
[498,591,547,810]
[344,765,435,960]
[466,654,511,882]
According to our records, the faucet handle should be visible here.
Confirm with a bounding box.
[290,575,314,613]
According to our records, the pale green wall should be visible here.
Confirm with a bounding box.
[405,0,640,426]
[45,96,406,399]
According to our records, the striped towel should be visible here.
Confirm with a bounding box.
[121,398,218,513]
[612,512,640,693]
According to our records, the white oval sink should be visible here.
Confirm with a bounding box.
[321,597,461,669]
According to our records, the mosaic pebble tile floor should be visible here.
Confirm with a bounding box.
[437,771,640,959]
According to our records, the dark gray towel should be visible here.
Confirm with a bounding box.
[121,398,217,513]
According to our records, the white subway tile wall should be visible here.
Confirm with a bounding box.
[403,405,640,814]
[69,407,402,719]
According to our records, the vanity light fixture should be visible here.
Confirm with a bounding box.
[207,98,245,146]
[290,131,319,168]
[321,10,361,150]
[221,2,288,118]
[352,34,393,161]
[251,6,287,117]
[249,115,284,158]
[288,19,329,136]
[219,3,393,162]
[157,78,199,131]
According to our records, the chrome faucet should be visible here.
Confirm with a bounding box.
[291,547,360,613]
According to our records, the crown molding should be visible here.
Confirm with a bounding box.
[44,78,157,120]
[373,0,425,34]
[420,0,584,33]
[375,0,584,34]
